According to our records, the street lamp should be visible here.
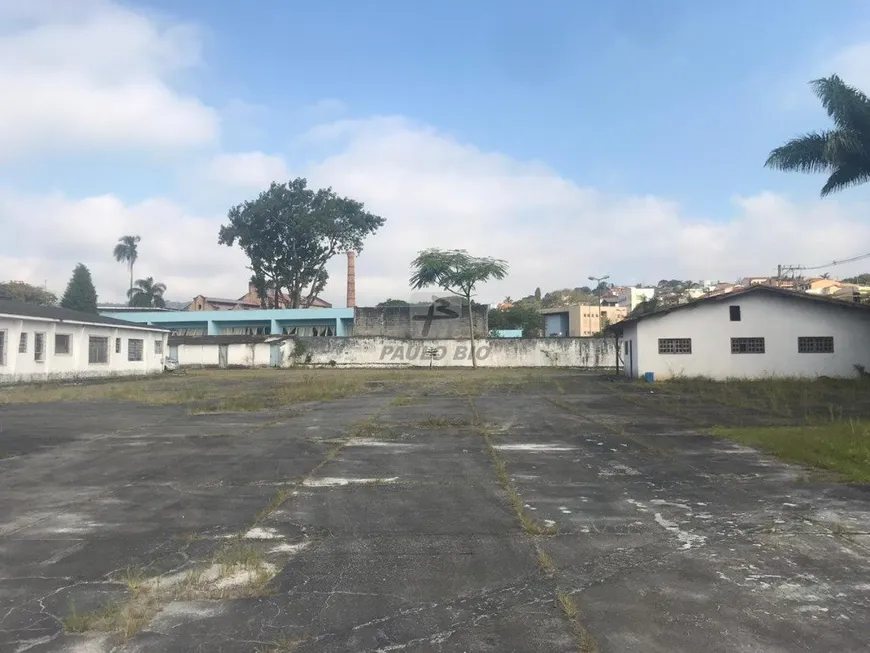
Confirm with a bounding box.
[588,275,610,333]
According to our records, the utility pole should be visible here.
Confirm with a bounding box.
[588,274,610,335]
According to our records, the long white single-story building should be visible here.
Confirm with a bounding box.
[167,334,295,368]
[0,300,170,383]
[609,285,870,380]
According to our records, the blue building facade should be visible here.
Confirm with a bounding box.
[99,308,355,337]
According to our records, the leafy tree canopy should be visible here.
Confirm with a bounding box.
[765,75,870,196]
[219,178,385,308]
[60,264,98,313]
[843,273,870,285]
[0,281,57,306]
[127,277,167,308]
[488,303,544,337]
[376,299,412,307]
[410,248,508,367]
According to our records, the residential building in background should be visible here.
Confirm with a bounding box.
[609,285,870,380]
[541,304,628,337]
[0,300,169,383]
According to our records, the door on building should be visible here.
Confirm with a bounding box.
[269,343,282,367]
[218,345,228,369]
[625,340,633,377]
[169,345,178,360]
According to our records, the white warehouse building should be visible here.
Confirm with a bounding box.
[610,286,870,380]
[0,300,170,383]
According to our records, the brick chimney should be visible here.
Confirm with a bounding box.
[346,250,356,308]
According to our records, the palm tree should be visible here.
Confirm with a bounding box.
[113,235,141,292]
[765,75,870,197]
[127,277,166,308]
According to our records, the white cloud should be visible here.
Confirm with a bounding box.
[4,114,870,308]
[5,115,870,308]
[308,117,870,303]
[202,152,291,190]
[0,190,250,304]
[0,0,218,158]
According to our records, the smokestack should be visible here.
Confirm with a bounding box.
[346,250,356,308]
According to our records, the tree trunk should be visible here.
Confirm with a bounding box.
[467,295,477,369]
[129,264,133,294]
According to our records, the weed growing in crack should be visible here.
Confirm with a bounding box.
[535,543,556,578]
[483,433,556,536]
[556,591,598,652]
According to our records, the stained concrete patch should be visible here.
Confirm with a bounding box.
[302,477,399,487]
[492,443,575,452]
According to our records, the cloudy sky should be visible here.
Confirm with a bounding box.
[3,0,870,307]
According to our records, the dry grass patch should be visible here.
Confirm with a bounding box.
[64,539,278,639]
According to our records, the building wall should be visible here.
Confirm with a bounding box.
[353,304,489,338]
[0,317,167,383]
[630,293,870,380]
[619,322,639,378]
[627,288,656,311]
[174,342,274,367]
[283,336,616,368]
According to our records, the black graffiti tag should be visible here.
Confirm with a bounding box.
[412,297,459,336]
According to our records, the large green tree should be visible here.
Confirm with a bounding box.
[0,281,57,306]
[409,248,508,368]
[113,235,141,293]
[488,303,544,337]
[765,75,870,196]
[219,178,385,308]
[127,276,167,308]
[60,264,98,313]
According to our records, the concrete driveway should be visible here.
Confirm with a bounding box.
[1,374,868,652]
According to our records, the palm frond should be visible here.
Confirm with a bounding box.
[810,75,870,133]
[765,131,832,173]
[820,164,870,197]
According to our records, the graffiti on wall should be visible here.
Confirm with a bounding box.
[379,343,491,361]
[410,297,461,337]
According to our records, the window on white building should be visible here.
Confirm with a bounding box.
[115,337,121,353]
[34,332,45,362]
[89,336,109,363]
[731,337,764,354]
[658,338,692,354]
[155,339,163,354]
[798,336,834,354]
[0,330,6,365]
[19,332,27,353]
[729,306,741,321]
[55,334,71,355]
[128,339,144,361]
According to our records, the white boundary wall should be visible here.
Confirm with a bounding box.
[291,337,616,368]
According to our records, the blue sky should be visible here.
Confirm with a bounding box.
[143,0,870,209]
[2,0,870,304]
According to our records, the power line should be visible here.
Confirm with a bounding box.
[777,251,870,278]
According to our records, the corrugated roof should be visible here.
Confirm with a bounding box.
[608,285,870,333]
[0,299,170,331]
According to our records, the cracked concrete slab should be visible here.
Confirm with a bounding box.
[2,373,869,652]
